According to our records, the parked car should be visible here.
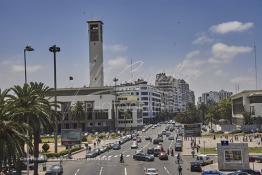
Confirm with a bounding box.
[201,170,224,175]
[144,168,158,175]
[237,169,261,175]
[227,172,249,175]
[93,148,101,155]
[45,164,63,175]
[190,161,202,172]
[86,151,97,158]
[158,152,168,160]
[196,154,214,166]
[112,143,121,150]
[133,153,154,161]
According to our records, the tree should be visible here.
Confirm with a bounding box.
[8,83,56,175]
[71,101,85,130]
[217,99,232,123]
[0,88,32,171]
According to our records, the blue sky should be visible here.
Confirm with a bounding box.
[0,0,261,98]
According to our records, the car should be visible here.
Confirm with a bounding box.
[133,153,154,161]
[93,148,101,155]
[131,141,138,149]
[162,130,166,135]
[147,148,154,155]
[190,161,202,172]
[86,151,97,158]
[237,169,261,175]
[145,136,152,140]
[201,170,224,175]
[168,135,174,140]
[158,152,168,160]
[227,172,249,175]
[153,139,160,144]
[144,168,158,175]
[165,132,171,137]
[175,142,182,151]
[250,155,262,163]
[152,126,155,129]
[100,146,108,153]
[157,137,163,142]
[196,154,214,166]
[45,164,63,175]
[112,143,121,150]
[142,129,146,132]
[153,146,161,157]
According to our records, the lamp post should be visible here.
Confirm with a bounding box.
[113,77,118,131]
[24,45,34,175]
[49,45,60,153]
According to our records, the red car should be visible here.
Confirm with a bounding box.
[159,152,168,160]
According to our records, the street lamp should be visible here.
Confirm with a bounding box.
[49,45,60,153]
[113,77,118,131]
[24,45,34,84]
[23,45,34,175]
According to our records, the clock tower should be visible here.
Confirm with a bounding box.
[87,20,104,87]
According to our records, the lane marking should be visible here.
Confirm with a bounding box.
[124,167,127,175]
[74,168,80,175]
[99,167,103,175]
[164,166,170,175]
[126,155,130,158]
[114,155,118,158]
[108,155,112,158]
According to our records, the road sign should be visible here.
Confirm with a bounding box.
[61,129,82,146]
[184,123,201,137]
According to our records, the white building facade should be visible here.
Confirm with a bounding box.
[232,90,262,126]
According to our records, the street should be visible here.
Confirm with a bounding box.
[46,124,206,175]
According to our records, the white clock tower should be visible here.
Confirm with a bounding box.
[87,20,104,87]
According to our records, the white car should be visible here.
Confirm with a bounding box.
[142,129,146,132]
[144,168,158,175]
[131,141,138,149]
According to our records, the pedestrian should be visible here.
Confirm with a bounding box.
[171,149,174,156]
[167,148,170,155]
[191,149,195,158]
[178,165,182,175]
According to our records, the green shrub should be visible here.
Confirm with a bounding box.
[42,146,82,158]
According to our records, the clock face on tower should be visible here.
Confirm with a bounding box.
[90,24,99,41]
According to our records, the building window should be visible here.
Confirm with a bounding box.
[73,123,77,129]
[65,123,69,129]
[249,96,262,103]
[90,123,93,126]
[136,92,139,95]
[141,92,148,95]
[141,97,148,101]
[98,122,101,126]
[233,97,244,114]
[143,112,148,116]
[141,87,147,90]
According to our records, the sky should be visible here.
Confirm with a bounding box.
[0,0,261,99]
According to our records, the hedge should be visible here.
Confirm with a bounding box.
[42,147,82,158]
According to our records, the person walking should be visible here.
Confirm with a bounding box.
[178,165,182,175]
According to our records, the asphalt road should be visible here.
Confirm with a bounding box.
[54,124,213,175]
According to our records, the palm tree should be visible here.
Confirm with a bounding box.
[8,83,56,175]
[71,101,85,130]
[0,88,32,171]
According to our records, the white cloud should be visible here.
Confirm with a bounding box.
[208,43,252,64]
[185,50,200,59]
[210,21,254,34]
[107,56,128,68]
[11,64,43,73]
[104,44,128,53]
[214,69,224,76]
[192,34,214,45]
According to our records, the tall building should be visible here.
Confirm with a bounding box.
[87,20,104,87]
[155,73,194,112]
[116,79,162,123]
[198,90,233,105]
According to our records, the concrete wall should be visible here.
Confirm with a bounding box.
[217,143,249,171]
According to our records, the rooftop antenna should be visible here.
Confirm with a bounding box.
[254,41,258,89]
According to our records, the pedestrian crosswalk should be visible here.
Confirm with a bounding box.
[71,154,132,161]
